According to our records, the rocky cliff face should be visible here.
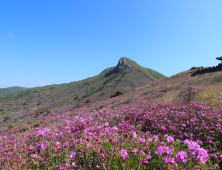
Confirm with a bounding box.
[115,57,132,72]
[102,57,133,77]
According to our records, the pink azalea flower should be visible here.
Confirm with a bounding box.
[167,149,174,155]
[55,141,61,146]
[183,139,190,145]
[163,156,175,164]
[156,146,164,155]
[175,151,187,162]
[140,150,145,155]
[146,152,151,159]
[120,149,129,160]
[139,138,146,144]
[216,155,222,161]
[166,136,174,143]
[133,132,137,138]
[139,158,148,165]
[147,137,152,143]
[105,122,109,126]
[112,126,118,131]
[33,154,38,158]
[132,148,138,152]
[41,143,46,150]
[70,152,76,159]
[95,165,100,169]
[153,135,159,142]
[161,126,167,130]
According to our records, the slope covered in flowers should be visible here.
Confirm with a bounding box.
[1,97,222,169]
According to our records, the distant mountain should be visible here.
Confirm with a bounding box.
[0,57,166,131]
[0,86,29,99]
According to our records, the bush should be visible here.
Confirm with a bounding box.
[34,123,40,127]
[4,116,11,121]
[180,84,203,103]
[37,101,42,106]
[110,91,124,98]
[212,74,222,84]
[85,99,90,103]
[8,125,16,129]
[27,121,36,124]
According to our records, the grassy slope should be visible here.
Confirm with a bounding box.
[0,58,167,131]
[1,67,222,136]
[0,86,29,99]
[126,58,166,81]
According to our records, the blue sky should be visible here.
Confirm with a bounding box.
[1,0,222,88]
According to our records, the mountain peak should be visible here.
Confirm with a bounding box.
[116,57,132,72]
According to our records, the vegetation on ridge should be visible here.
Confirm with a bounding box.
[125,58,166,81]
[1,67,222,169]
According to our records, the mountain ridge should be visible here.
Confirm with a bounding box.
[0,57,166,131]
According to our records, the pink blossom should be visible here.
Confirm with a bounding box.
[216,155,222,161]
[132,148,138,152]
[183,139,190,145]
[139,158,148,165]
[21,133,26,138]
[153,135,159,142]
[133,132,137,138]
[139,138,146,144]
[95,165,100,169]
[140,150,145,155]
[147,137,152,143]
[120,149,129,160]
[70,152,76,159]
[55,141,61,146]
[163,156,175,164]
[146,152,151,159]
[166,136,174,143]
[41,143,46,150]
[112,126,118,131]
[161,126,167,130]
[33,154,38,158]
[175,151,187,162]
[105,122,109,126]
[156,146,164,155]
[167,149,174,155]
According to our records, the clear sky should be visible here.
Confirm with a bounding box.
[1,0,222,88]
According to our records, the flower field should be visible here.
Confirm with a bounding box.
[1,91,222,169]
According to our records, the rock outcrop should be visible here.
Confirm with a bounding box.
[115,57,132,72]
[192,63,222,76]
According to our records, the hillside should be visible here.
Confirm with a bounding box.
[2,65,222,134]
[1,67,222,169]
[0,86,29,99]
[0,57,165,131]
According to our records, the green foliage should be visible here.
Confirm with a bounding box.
[50,86,56,90]
[212,74,222,84]
[27,121,36,124]
[37,101,42,106]
[110,91,124,98]
[126,58,166,81]
[85,84,104,97]
[34,123,40,127]
[4,116,11,121]
[85,99,90,103]
[124,100,130,104]
[8,124,16,129]
[112,101,118,104]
